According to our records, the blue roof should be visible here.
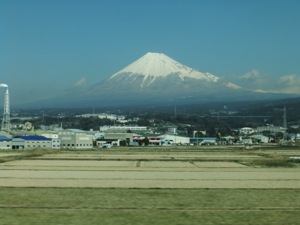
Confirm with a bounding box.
[15,135,51,141]
[0,135,11,141]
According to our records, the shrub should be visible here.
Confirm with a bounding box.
[252,157,295,167]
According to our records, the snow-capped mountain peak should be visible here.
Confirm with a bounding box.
[109,52,220,87]
[78,51,290,107]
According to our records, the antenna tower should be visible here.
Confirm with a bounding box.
[283,106,287,140]
[1,88,11,131]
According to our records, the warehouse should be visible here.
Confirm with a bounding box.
[12,135,52,149]
[0,135,12,149]
[59,129,93,149]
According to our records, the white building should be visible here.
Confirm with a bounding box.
[162,134,190,145]
[98,113,126,121]
[100,125,147,132]
[249,134,269,143]
[51,138,61,149]
[59,130,93,149]
[256,125,285,133]
[41,133,59,139]
[0,135,11,149]
[239,127,255,135]
[101,132,134,147]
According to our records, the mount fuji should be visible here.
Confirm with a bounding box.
[109,52,221,87]
[33,52,291,108]
[86,52,251,105]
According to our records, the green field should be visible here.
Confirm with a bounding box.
[1,188,300,225]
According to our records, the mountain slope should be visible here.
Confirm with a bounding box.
[90,52,242,98]
[25,52,297,108]
[109,52,220,87]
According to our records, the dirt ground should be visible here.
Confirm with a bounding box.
[0,149,299,188]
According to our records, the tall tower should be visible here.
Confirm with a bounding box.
[1,87,11,131]
[283,106,287,140]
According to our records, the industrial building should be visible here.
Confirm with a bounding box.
[12,135,52,150]
[256,125,285,133]
[58,129,93,149]
[100,125,147,132]
[162,134,190,145]
[96,130,134,147]
[0,135,12,149]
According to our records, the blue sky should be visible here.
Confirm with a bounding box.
[1,0,300,105]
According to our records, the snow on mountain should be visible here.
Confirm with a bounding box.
[26,52,296,108]
[86,51,254,105]
[109,52,220,88]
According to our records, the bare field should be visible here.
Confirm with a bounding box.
[37,151,263,161]
[0,149,299,188]
[0,153,23,157]
[2,159,137,167]
[0,148,300,225]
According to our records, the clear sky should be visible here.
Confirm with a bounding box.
[1,0,300,105]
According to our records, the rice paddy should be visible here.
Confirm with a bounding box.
[0,147,299,224]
